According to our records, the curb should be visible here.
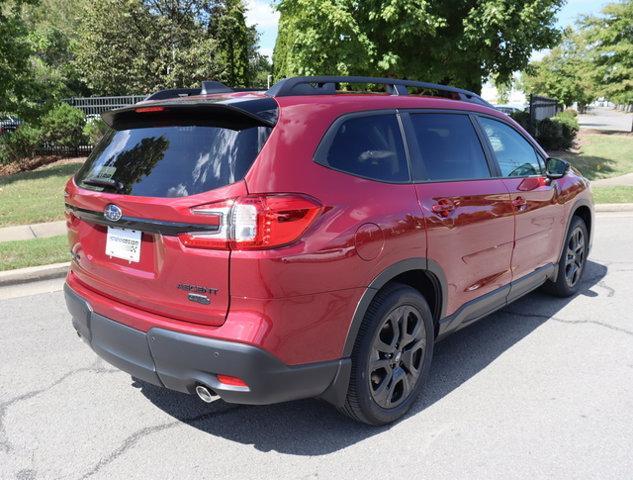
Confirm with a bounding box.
[595,203,633,212]
[0,262,69,287]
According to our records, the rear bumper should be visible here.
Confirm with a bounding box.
[65,283,349,405]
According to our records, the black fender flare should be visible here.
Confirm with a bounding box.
[342,257,448,357]
[319,257,447,407]
[561,197,594,258]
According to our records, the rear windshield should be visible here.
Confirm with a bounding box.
[76,124,271,197]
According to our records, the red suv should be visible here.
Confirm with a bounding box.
[64,76,593,425]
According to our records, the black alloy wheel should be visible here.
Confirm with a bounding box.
[564,225,586,288]
[368,305,426,409]
[340,283,434,425]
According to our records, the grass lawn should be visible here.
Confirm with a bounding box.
[592,186,633,204]
[557,133,633,181]
[0,235,69,271]
[0,159,83,227]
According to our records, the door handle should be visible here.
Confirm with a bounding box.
[512,196,527,211]
[432,200,456,217]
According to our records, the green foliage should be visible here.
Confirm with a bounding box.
[510,110,533,132]
[581,0,633,105]
[83,116,110,146]
[273,0,564,93]
[210,0,252,86]
[537,112,579,150]
[522,28,597,110]
[73,0,258,95]
[40,103,86,150]
[523,1,633,109]
[495,79,512,104]
[0,124,42,164]
[0,0,39,114]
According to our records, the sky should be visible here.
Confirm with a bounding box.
[245,0,612,60]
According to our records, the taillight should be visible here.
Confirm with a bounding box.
[178,194,322,250]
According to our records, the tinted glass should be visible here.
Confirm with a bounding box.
[479,117,543,177]
[410,114,490,181]
[321,114,409,182]
[76,124,271,197]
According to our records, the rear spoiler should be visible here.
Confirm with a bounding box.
[101,98,278,130]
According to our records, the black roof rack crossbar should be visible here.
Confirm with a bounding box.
[266,76,492,107]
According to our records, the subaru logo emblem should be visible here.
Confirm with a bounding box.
[104,204,122,222]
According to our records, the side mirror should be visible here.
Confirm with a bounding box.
[545,157,570,179]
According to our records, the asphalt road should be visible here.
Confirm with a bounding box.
[1,212,632,480]
[579,106,632,133]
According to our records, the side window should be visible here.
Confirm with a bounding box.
[409,113,491,181]
[319,113,409,182]
[478,117,544,177]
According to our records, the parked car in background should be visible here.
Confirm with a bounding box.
[64,76,594,425]
[493,104,527,116]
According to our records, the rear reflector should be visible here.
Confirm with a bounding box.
[178,194,322,251]
[216,374,248,387]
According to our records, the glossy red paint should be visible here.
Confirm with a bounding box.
[65,91,594,367]
[416,180,515,315]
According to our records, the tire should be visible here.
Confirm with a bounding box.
[543,216,589,297]
[339,283,434,425]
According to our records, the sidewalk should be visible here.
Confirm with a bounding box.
[0,220,66,243]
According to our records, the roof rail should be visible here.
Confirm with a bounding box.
[145,80,234,101]
[266,76,492,107]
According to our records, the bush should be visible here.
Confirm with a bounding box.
[509,110,533,133]
[536,118,564,150]
[563,108,578,117]
[83,116,110,145]
[0,124,42,165]
[536,112,579,150]
[41,103,86,152]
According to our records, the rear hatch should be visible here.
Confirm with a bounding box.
[65,98,276,326]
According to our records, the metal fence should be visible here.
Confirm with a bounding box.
[35,95,148,156]
[64,95,146,116]
[529,94,559,123]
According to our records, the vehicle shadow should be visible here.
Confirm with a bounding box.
[554,151,616,180]
[136,260,607,455]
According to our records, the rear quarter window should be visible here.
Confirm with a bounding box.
[76,123,271,197]
[315,113,410,183]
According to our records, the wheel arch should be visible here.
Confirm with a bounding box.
[565,198,594,256]
[342,258,447,358]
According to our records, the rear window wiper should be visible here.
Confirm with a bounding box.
[81,177,124,193]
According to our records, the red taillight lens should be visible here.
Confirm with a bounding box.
[178,194,322,251]
[232,194,322,250]
[178,199,233,250]
[216,374,248,387]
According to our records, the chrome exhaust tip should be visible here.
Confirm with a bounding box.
[195,385,217,403]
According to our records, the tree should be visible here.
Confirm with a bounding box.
[522,28,597,111]
[0,0,38,114]
[272,0,564,93]
[22,0,92,99]
[73,0,257,95]
[210,0,252,86]
[495,78,512,104]
[581,0,633,107]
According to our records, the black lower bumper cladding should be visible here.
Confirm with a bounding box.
[64,283,349,405]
